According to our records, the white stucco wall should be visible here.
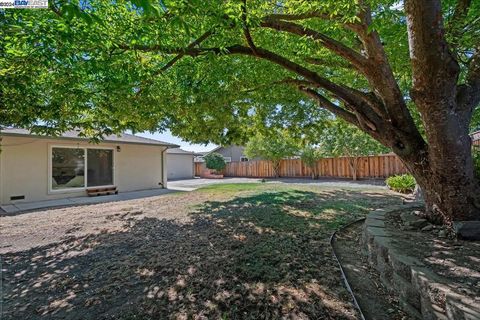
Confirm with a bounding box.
[166,153,194,180]
[0,135,167,205]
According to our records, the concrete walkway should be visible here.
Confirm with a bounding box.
[1,189,177,214]
[167,177,387,191]
[167,177,264,191]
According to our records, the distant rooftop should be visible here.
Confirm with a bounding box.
[472,130,480,141]
[167,147,195,155]
[0,128,179,148]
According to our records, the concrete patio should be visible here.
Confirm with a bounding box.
[1,188,177,214]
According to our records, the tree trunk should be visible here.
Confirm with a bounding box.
[397,133,480,225]
[398,0,480,227]
[348,158,359,181]
[309,165,317,179]
[272,160,281,178]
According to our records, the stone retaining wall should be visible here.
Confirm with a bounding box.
[362,205,480,320]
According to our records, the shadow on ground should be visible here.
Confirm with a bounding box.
[2,189,402,320]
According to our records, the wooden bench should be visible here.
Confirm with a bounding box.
[86,186,118,197]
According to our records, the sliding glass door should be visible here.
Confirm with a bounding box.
[51,147,114,191]
[87,149,113,187]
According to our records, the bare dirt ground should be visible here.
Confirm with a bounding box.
[1,183,403,319]
[333,221,409,320]
[387,209,480,299]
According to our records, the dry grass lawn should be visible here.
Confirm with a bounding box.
[1,183,403,320]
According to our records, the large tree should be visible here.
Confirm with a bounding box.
[1,0,480,229]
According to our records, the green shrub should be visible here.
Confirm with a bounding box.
[385,174,416,193]
[473,146,480,178]
[204,152,226,172]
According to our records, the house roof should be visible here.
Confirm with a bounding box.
[472,130,480,141]
[205,146,223,154]
[0,128,179,148]
[167,147,195,155]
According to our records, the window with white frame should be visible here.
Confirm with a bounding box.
[51,147,113,190]
[240,156,249,162]
[223,156,232,163]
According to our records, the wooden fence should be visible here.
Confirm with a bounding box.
[195,154,408,179]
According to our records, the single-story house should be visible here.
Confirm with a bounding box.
[166,148,194,180]
[196,145,255,162]
[0,128,179,205]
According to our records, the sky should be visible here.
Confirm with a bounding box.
[136,130,217,153]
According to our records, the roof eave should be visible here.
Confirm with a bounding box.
[0,132,180,148]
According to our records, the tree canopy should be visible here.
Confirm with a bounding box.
[2,1,476,140]
[244,132,298,176]
[1,0,480,225]
[299,145,323,179]
[319,119,389,158]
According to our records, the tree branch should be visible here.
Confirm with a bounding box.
[448,0,472,39]
[282,79,383,133]
[404,0,460,98]
[163,30,213,73]
[260,19,368,71]
[49,1,62,17]
[120,36,402,138]
[119,43,372,112]
[339,2,421,133]
[262,11,337,21]
[467,48,480,87]
[127,30,212,96]
[259,14,418,135]
[296,87,360,126]
[457,48,480,120]
[241,0,258,55]
[304,57,354,70]
[453,0,473,19]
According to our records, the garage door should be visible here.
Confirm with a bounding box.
[167,153,194,180]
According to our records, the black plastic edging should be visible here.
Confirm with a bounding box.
[330,218,367,320]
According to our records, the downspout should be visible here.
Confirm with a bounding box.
[160,147,167,188]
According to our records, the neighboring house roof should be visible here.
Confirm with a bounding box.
[472,131,480,146]
[193,151,210,156]
[167,147,195,155]
[0,128,179,148]
[472,130,480,141]
[205,146,223,154]
[204,145,245,156]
